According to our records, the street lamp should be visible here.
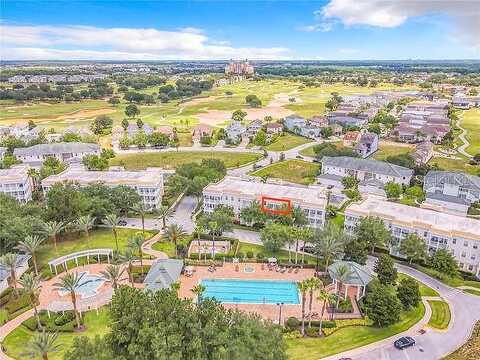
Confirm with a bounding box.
[277,302,284,326]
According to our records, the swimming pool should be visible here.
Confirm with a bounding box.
[201,279,299,304]
[58,272,105,299]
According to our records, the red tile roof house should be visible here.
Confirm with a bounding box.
[192,124,213,142]
[156,125,175,139]
[343,131,360,147]
[265,122,283,134]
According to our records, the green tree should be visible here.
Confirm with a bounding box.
[76,214,95,240]
[18,272,43,330]
[82,154,109,171]
[232,109,247,122]
[131,203,148,238]
[364,284,402,327]
[41,220,64,253]
[330,264,351,310]
[128,234,146,274]
[399,233,428,264]
[343,235,368,265]
[105,213,120,253]
[136,118,144,129]
[119,133,130,149]
[90,115,113,135]
[39,156,67,179]
[164,224,186,258]
[431,249,458,278]
[45,182,90,223]
[354,216,392,254]
[397,277,421,309]
[317,289,336,336]
[120,248,137,285]
[384,182,403,199]
[108,96,120,106]
[239,200,266,227]
[253,129,267,146]
[312,222,346,272]
[192,283,206,304]
[133,129,148,148]
[374,254,398,285]
[298,280,309,336]
[157,205,173,230]
[125,104,140,118]
[100,264,124,292]
[260,223,288,253]
[0,253,21,297]
[54,272,84,329]
[23,331,60,360]
[341,175,358,189]
[121,118,129,130]
[307,277,322,328]
[15,235,44,275]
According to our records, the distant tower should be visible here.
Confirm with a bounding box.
[225,59,254,77]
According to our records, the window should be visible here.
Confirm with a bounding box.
[464,241,469,247]
[452,239,457,244]
[468,265,474,271]
[471,255,476,261]
[461,252,466,258]
[473,244,478,250]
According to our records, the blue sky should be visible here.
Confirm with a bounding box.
[1,0,479,60]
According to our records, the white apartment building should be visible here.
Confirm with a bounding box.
[203,176,327,228]
[0,164,33,203]
[14,142,101,167]
[42,167,173,209]
[344,196,480,276]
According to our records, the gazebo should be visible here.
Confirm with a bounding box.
[328,261,373,300]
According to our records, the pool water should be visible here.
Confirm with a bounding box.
[201,279,299,304]
[58,272,105,299]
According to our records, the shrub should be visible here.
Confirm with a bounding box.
[305,327,319,337]
[189,253,199,260]
[397,278,421,309]
[54,311,75,326]
[5,292,31,314]
[236,252,244,259]
[338,298,353,313]
[285,316,300,330]
[246,251,254,259]
[22,316,39,331]
[256,253,265,261]
[308,320,337,328]
[364,285,402,327]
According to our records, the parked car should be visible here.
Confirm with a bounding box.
[394,337,416,350]
[117,219,127,226]
[300,245,315,254]
[296,155,304,159]
[253,164,263,170]
[312,158,320,163]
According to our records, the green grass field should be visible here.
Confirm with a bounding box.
[427,300,451,330]
[110,151,262,170]
[3,308,110,360]
[250,159,320,185]
[397,273,439,297]
[463,288,480,296]
[461,108,480,156]
[287,302,425,360]
[428,156,479,175]
[264,133,311,151]
[372,143,414,161]
[444,321,480,360]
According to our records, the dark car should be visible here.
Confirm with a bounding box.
[253,164,263,170]
[300,245,315,254]
[117,220,127,226]
[312,159,320,163]
[394,336,415,350]
[296,155,304,159]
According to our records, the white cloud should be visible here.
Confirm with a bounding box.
[309,0,480,50]
[0,24,291,60]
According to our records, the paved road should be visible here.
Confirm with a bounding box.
[324,258,480,360]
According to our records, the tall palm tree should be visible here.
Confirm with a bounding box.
[331,264,351,310]
[194,223,206,259]
[128,234,145,275]
[207,221,219,258]
[19,272,43,330]
[27,168,40,190]
[100,264,124,292]
[0,253,21,297]
[157,205,173,230]
[163,224,186,258]
[307,277,322,328]
[192,284,206,304]
[120,248,137,285]
[23,331,60,360]
[317,289,336,336]
[16,235,45,275]
[105,213,120,253]
[131,203,147,238]
[76,215,95,240]
[312,222,346,272]
[284,228,295,263]
[53,272,84,329]
[298,280,309,336]
[41,221,64,253]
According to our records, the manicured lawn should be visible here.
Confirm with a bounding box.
[444,321,480,360]
[411,263,480,289]
[287,303,425,360]
[250,159,320,185]
[298,141,345,157]
[37,228,154,270]
[397,273,439,297]
[461,108,480,156]
[152,240,177,257]
[2,308,110,360]
[372,143,414,161]
[428,156,479,175]
[427,300,451,330]
[264,133,311,151]
[110,151,262,170]
[463,288,480,296]
[0,308,8,325]
[237,242,317,265]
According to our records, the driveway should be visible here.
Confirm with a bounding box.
[323,259,480,360]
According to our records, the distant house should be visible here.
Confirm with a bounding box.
[266,122,283,135]
[355,132,378,158]
[284,115,306,133]
[412,141,434,165]
[225,121,246,143]
[310,116,328,128]
[192,124,213,142]
[343,131,360,147]
[246,119,263,137]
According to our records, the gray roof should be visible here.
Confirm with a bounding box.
[0,254,31,282]
[424,171,480,191]
[426,192,470,205]
[322,156,414,178]
[143,259,183,291]
[328,260,373,286]
[13,142,100,156]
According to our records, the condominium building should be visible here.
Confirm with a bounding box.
[42,167,173,209]
[14,142,101,167]
[344,196,480,276]
[202,176,328,228]
[0,164,33,203]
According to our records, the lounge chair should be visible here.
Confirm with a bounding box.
[287,267,293,273]
[294,267,299,274]
[280,267,287,273]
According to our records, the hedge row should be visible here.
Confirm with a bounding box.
[22,310,81,332]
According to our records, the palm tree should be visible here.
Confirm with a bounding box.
[105,213,120,253]
[298,280,309,336]
[284,228,295,263]
[307,277,322,328]
[194,223,206,259]
[19,272,43,330]
[76,215,95,240]
[131,203,147,238]
[16,235,45,275]
[157,205,173,230]
[317,289,336,336]
[331,264,351,310]
[170,281,180,295]
[163,224,186,258]
[41,221,64,253]
[128,234,145,275]
[120,248,137,285]
[192,284,206,304]
[53,272,84,329]
[23,331,60,360]
[312,223,346,272]
[0,253,21,297]
[100,264,124,292]
[27,168,40,190]
[207,221,219,258]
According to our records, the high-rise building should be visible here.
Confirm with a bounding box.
[225,60,254,76]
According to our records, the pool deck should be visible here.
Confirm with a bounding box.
[178,262,326,323]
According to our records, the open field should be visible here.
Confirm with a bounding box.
[3,308,110,360]
[461,108,480,156]
[428,156,479,175]
[372,142,415,161]
[110,151,262,170]
[250,159,320,185]
[287,302,425,360]
[265,133,312,151]
[427,300,451,330]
